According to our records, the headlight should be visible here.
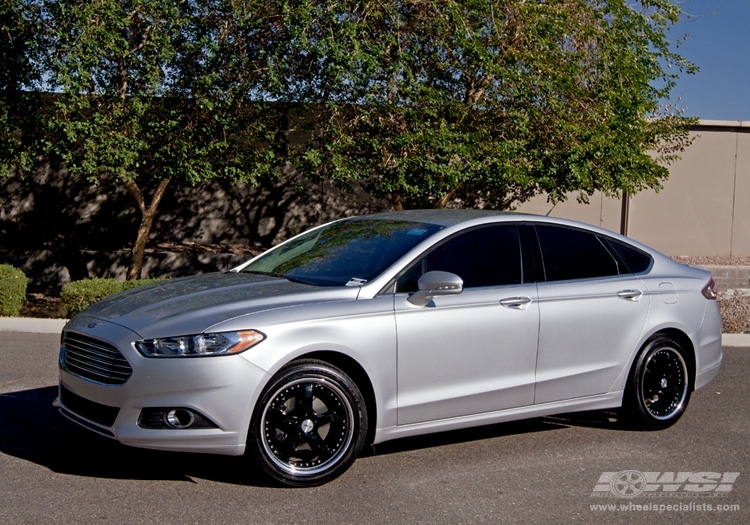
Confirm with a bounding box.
[135,330,265,357]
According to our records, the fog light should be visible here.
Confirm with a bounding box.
[138,408,218,430]
[165,409,195,429]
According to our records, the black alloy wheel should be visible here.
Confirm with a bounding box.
[249,359,368,487]
[624,335,692,430]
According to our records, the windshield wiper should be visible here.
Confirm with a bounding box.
[282,274,318,286]
[245,270,317,286]
[244,270,280,278]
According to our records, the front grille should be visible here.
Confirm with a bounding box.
[61,332,133,385]
[60,385,120,428]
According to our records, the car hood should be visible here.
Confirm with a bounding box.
[71,272,359,339]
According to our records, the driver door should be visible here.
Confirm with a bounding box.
[394,224,540,425]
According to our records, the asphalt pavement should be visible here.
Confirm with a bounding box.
[0,331,747,524]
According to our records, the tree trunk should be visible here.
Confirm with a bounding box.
[391,191,404,211]
[437,187,458,209]
[124,177,171,280]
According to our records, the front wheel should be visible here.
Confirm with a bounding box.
[623,335,692,430]
[248,359,368,487]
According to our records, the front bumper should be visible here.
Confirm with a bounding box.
[56,316,270,456]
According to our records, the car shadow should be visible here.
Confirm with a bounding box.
[366,409,629,457]
[543,409,634,430]
[0,386,274,487]
[366,417,562,457]
[1,386,629,486]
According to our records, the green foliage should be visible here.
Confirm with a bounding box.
[2,0,697,260]
[5,0,296,279]
[0,0,46,175]
[288,0,696,209]
[0,264,27,317]
[40,0,287,186]
[60,277,163,318]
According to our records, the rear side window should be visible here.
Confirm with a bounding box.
[534,224,620,281]
[396,224,522,291]
[605,239,653,274]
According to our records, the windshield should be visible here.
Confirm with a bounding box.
[241,219,443,286]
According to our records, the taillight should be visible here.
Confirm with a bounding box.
[702,278,718,300]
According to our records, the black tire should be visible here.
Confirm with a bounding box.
[623,335,692,430]
[248,359,368,487]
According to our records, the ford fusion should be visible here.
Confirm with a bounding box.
[56,210,722,487]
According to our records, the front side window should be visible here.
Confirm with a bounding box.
[534,224,620,281]
[242,219,443,286]
[396,225,522,292]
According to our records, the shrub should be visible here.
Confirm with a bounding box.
[0,264,28,317]
[61,277,164,318]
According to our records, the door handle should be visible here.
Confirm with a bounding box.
[617,289,643,301]
[500,296,532,310]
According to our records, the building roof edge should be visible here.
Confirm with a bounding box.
[694,119,750,130]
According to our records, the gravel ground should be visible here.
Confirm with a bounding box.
[674,255,750,266]
[673,255,750,266]
[719,291,750,334]
[19,293,67,319]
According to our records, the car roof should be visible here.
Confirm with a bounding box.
[346,209,661,255]
[342,209,698,293]
[349,209,516,227]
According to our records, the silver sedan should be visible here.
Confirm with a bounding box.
[56,210,723,486]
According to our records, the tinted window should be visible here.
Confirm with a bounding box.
[396,225,522,291]
[242,219,443,286]
[535,224,619,281]
[605,239,653,274]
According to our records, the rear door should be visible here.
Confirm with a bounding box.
[532,224,650,404]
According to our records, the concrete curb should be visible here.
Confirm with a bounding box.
[720,333,750,347]
[1,317,749,347]
[0,317,68,334]
[699,265,750,290]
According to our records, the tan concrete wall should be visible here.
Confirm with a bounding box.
[515,121,750,257]
[513,190,622,233]
[733,131,750,256]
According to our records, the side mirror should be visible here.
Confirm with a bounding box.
[407,271,464,306]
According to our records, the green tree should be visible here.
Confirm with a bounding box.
[3,0,695,278]
[289,0,695,210]
[13,0,294,279]
[0,0,44,175]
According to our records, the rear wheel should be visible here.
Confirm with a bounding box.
[248,359,367,487]
[624,335,691,430]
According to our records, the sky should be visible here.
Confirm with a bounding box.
[667,0,750,121]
